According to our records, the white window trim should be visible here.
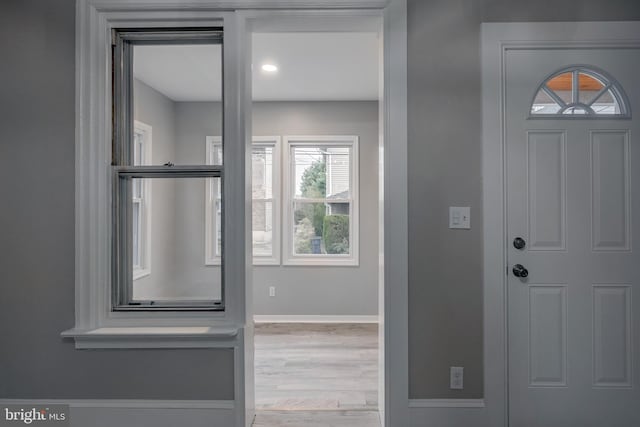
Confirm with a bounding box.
[205,136,223,266]
[63,5,251,349]
[282,135,359,266]
[206,136,281,266]
[132,120,152,280]
[251,137,282,265]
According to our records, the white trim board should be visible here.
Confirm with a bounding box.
[409,405,488,427]
[481,21,640,427]
[409,399,485,408]
[254,315,378,323]
[86,0,389,8]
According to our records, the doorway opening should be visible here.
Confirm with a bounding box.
[248,19,384,427]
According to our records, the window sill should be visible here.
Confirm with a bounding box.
[206,258,281,266]
[283,257,359,267]
[253,257,280,266]
[133,269,150,280]
[61,326,239,349]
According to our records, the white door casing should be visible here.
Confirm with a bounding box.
[483,23,640,427]
[244,8,408,426]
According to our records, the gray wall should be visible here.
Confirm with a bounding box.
[174,101,379,316]
[407,0,640,399]
[253,101,379,316]
[0,1,233,400]
[3,0,640,405]
[173,102,224,300]
[133,80,223,301]
[133,79,180,299]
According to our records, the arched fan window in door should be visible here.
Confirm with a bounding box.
[530,66,630,117]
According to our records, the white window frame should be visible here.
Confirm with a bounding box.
[283,135,359,266]
[250,137,281,265]
[206,136,281,266]
[63,6,251,349]
[111,29,225,312]
[205,136,223,266]
[132,120,152,280]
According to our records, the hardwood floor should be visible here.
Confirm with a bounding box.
[254,323,379,426]
[253,410,381,427]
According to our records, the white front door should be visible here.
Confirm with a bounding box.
[506,47,640,426]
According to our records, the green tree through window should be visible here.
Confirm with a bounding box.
[298,159,327,238]
[289,139,356,262]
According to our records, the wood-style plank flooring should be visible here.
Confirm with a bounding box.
[253,323,379,426]
[253,410,381,427]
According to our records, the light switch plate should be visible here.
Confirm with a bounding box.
[449,207,471,229]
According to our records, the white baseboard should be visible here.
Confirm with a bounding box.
[409,399,485,408]
[253,315,378,323]
[409,399,488,427]
[0,399,235,427]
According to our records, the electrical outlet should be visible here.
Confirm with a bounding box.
[450,366,464,389]
[268,286,276,297]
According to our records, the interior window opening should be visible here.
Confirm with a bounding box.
[112,28,224,311]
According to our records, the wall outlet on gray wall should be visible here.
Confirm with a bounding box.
[450,366,464,389]
[269,286,276,297]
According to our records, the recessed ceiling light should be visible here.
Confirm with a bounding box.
[261,64,278,73]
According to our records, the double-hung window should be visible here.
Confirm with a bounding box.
[250,138,280,264]
[206,137,281,265]
[112,28,224,311]
[284,136,359,266]
[207,135,358,267]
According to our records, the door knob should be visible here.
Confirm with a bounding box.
[512,264,529,278]
[513,237,526,250]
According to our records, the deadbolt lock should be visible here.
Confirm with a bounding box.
[513,237,526,250]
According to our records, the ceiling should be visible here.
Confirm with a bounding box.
[132,32,379,102]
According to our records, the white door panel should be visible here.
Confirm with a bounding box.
[506,48,639,426]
